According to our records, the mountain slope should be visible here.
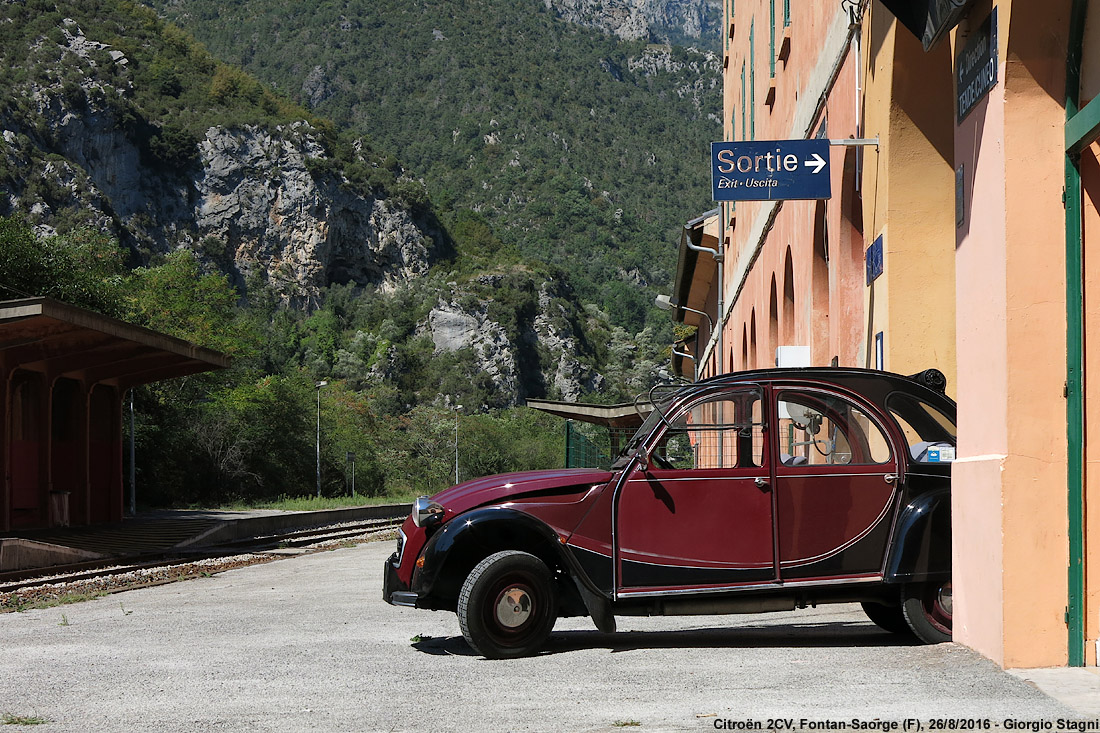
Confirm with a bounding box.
[0,1,442,301]
[0,1,670,409]
[543,0,721,47]
[153,0,722,328]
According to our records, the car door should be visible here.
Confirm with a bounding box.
[772,387,901,581]
[613,385,777,595]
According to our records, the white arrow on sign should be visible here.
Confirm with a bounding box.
[803,153,827,174]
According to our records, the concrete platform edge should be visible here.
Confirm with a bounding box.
[173,503,411,549]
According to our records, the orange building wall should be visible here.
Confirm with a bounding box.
[952,0,1072,668]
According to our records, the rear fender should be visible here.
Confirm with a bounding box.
[884,489,951,583]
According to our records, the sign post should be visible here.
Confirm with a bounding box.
[711,139,832,201]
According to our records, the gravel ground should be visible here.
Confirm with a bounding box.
[0,541,1084,732]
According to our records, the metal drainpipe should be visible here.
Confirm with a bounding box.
[1065,0,1088,668]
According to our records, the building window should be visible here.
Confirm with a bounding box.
[770,0,776,78]
[740,62,746,141]
[750,22,755,139]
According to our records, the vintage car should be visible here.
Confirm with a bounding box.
[383,367,956,658]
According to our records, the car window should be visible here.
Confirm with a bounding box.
[776,391,892,466]
[887,393,957,463]
[658,389,765,469]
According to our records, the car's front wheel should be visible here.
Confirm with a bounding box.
[901,580,952,644]
[457,550,558,659]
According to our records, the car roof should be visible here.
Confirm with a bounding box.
[686,367,956,413]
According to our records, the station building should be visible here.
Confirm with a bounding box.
[0,298,228,532]
[667,0,1100,667]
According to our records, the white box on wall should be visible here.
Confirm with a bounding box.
[775,345,811,368]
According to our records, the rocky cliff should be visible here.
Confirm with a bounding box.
[0,11,682,408]
[543,0,721,45]
[0,17,441,304]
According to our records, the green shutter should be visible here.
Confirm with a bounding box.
[750,22,755,139]
[770,0,776,78]
[741,63,746,141]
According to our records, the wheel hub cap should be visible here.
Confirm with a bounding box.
[938,582,953,617]
[495,587,532,628]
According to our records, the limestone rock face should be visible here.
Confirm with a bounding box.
[194,124,434,300]
[0,20,441,304]
[542,0,719,44]
[428,300,522,401]
[421,280,604,407]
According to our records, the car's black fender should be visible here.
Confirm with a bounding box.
[883,486,951,583]
[410,506,594,617]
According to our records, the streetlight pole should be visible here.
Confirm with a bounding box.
[454,404,462,484]
[656,294,713,382]
[128,389,136,516]
[316,380,328,498]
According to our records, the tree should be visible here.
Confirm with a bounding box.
[0,217,127,315]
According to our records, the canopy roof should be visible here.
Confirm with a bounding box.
[0,298,229,387]
[525,398,652,430]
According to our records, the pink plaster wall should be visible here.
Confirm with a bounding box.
[952,29,1009,666]
[720,0,861,372]
[953,0,1071,668]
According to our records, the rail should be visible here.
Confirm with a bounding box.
[0,508,409,610]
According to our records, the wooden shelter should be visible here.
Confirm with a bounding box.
[0,298,228,531]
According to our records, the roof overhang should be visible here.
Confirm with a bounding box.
[525,399,652,429]
[0,298,230,387]
[877,0,976,51]
[670,209,722,327]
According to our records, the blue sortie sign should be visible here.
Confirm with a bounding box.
[711,139,832,201]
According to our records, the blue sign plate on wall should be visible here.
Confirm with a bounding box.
[866,235,884,285]
[711,139,832,202]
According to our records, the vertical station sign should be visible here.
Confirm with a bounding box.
[956,7,997,123]
[711,139,831,201]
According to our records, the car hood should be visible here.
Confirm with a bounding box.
[431,468,614,517]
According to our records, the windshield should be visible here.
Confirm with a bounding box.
[887,393,957,463]
[613,384,685,467]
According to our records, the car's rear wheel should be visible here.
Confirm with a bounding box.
[457,550,558,659]
[861,601,911,635]
[901,580,952,644]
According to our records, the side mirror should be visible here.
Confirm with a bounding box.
[633,448,650,472]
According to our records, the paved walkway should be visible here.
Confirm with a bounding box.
[1009,667,1100,717]
[1,541,1096,732]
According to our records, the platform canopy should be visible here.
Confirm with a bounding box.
[525,398,652,429]
[0,297,229,388]
[1,297,229,532]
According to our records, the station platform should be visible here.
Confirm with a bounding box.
[0,504,409,573]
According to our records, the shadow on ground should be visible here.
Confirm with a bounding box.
[410,621,918,657]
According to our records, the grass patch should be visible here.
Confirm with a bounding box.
[3,590,106,613]
[2,713,48,725]
[205,492,415,512]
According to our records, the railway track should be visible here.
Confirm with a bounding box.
[0,515,404,609]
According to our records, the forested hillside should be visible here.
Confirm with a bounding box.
[0,0,716,505]
[153,0,722,330]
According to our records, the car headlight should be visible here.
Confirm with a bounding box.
[412,496,445,528]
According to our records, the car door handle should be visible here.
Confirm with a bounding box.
[754,477,771,492]
[884,473,898,484]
